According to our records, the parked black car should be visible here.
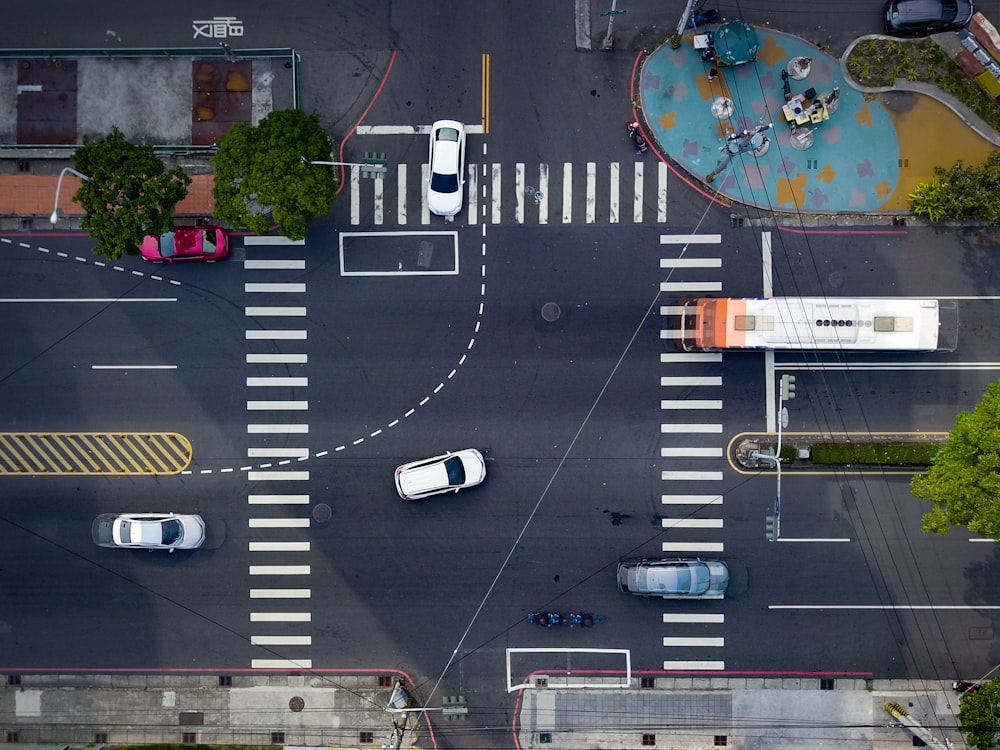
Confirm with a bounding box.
[884,0,974,36]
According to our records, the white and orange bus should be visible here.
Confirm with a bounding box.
[677,297,958,352]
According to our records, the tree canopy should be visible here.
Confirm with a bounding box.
[211,109,338,240]
[909,150,1000,225]
[958,680,1000,750]
[71,126,192,261]
[911,380,1000,535]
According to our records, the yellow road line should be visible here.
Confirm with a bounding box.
[0,432,192,475]
[482,53,490,134]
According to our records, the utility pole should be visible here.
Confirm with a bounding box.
[761,374,795,541]
[600,0,627,51]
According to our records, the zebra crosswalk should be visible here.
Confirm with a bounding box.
[348,160,670,227]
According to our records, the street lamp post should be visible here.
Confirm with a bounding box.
[758,374,795,540]
[50,167,94,225]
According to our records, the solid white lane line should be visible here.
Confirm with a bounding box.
[247,471,310,481]
[250,518,310,528]
[662,541,725,552]
[248,448,310,459]
[245,307,307,317]
[246,377,309,387]
[249,565,311,575]
[492,163,502,224]
[660,234,722,244]
[660,257,722,267]
[664,660,725,670]
[663,637,725,647]
[248,494,310,504]
[586,162,596,223]
[250,612,312,622]
[633,161,643,224]
[245,283,306,293]
[609,161,619,224]
[246,331,308,340]
[538,163,549,224]
[351,164,360,225]
[661,447,723,458]
[244,260,306,270]
[777,538,852,543]
[661,400,722,409]
[251,635,312,646]
[247,400,308,410]
[249,541,311,552]
[515,162,525,224]
[660,281,723,292]
[661,471,723,481]
[243,236,306,246]
[252,659,313,669]
[374,172,384,225]
[91,365,176,370]
[662,494,723,505]
[0,298,177,303]
[660,376,722,386]
[663,613,725,623]
[970,538,998,542]
[247,354,308,364]
[657,161,667,223]
[661,424,723,433]
[770,604,1000,610]
[781,362,1000,371]
[661,518,724,528]
[661,352,722,363]
[562,162,572,223]
[398,163,407,224]
[249,588,311,597]
[248,424,309,433]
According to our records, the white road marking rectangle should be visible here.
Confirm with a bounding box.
[249,541,311,552]
[351,164,360,225]
[245,307,307,317]
[246,354,308,364]
[661,471,723,481]
[248,494,310,504]
[661,518,724,528]
[609,161,619,224]
[660,234,722,244]
[562,162,572,223]
[633,161,643,224]
[244,260,306,270]
[248,424,309,433]
[373,171,384,225]
[661,541,725,552]
[662,494,723,505]
[660,448,723,458]
[661,353,722,363]
[660,330,685,340]
[660,376,722,386]
[660,257,722,268]
[249,588,311,597]
[663,613,725,623]
[247,401,308,410]
[248,448,310,459]
[250,612,312,622]
[252,659,313,669]
[492,162,502,224]
[515,162,525,224]
[245,283,306,293]
[538,163,549,224]
[243,236,306,246]
[251,635,312,646]
[660,281,723,292]
[661,424,723,433]
[250,518,311,528]
[663,661,725,670]
[661,400,722,410]
[657,161,667,223]
[398,163,407,225]
[663,637,725,647]
[246,331,307,340]
[249,565,311,575]
[247,471,310,481]
[586,162,596,223]
[246,377,308,387]
[660,305,687,315]
[466,162,477,225]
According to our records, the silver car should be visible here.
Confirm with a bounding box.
[394,449,486,500]
[92,513,206,551]
[617,558,729,599]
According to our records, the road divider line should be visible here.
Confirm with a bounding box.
[770,604,1000,610]
[0,297,177,303]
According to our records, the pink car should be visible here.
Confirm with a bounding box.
[140,226,229,262]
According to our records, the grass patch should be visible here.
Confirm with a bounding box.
[809,442,940,465]
[845,37,1000,132]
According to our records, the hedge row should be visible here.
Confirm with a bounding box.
[808,442,940,466]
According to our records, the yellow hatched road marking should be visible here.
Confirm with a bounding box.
[0,433,192,475]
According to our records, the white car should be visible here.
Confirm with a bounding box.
[617,558,729,599]
[426,120,466,217]
[92,513,206,551]
[394,449,486,500]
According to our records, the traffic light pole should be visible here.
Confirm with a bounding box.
[764,374,795,541]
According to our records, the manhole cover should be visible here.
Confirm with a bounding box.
[541,302,561,322]
[289,696,305,712]
[313,503,332,522]
[828,271,845,288]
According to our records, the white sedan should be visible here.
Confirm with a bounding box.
[394,449,486,500]
[426,120,466,217]
[92,513,206,551]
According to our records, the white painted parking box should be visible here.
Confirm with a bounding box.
[339,231,460,276]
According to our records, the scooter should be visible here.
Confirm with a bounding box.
[954,681,979,694]
[627,121,648,154]
[568,612,607,628]
[688,8,720,28]
[527,612,564,627]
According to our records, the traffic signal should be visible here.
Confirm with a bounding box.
[780,374,796,401]
[765,514,779,541]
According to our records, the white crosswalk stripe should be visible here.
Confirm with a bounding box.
[346,160,671,226]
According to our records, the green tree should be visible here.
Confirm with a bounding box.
[71,126,192,261]
[910,150,1000,225]
[912,380,1000,535]
[211,109,337,240]
[958,680,1000,750]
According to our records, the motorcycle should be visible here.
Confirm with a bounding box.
[954,681,979,694]
[688,8,720,28]
[527,611,564,627]
[626,121,648,154]
[569,612,606,628]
